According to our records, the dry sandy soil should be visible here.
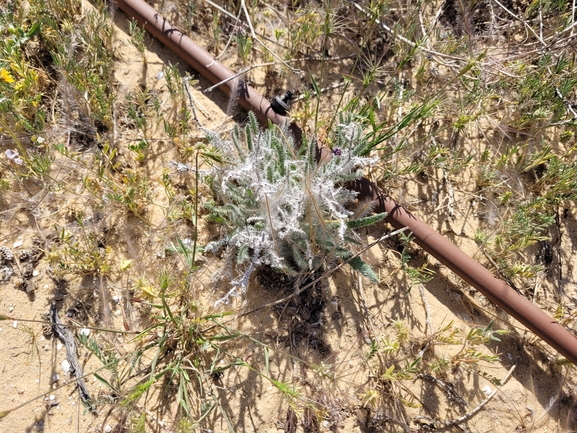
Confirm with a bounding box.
[1,0,577,432]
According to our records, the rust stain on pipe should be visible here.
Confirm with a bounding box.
[116,0,577,365]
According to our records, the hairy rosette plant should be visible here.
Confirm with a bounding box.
[205,112,387,305]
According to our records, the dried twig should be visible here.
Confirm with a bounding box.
[240,0,302,74]
[352,2,464,63]
[50,303,95,411]
[492,0,545,46]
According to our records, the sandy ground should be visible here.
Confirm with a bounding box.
[1,1,577,432]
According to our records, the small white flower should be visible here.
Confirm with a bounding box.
[168,160,192,172]
[5,149,23,165]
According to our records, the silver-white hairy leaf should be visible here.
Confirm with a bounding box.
[206,113,380,305]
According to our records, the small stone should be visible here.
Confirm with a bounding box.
[61,360,70,374]
[8,306,13,312]
[0,246,14,262]
[482,386,493,395]
[104,425,113,433]
[49,395,55,401]
[13,239,23,248]
[13,321,17,328]
[56,342,62,350]
[32,270,39,277]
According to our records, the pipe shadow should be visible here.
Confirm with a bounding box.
[385,239,577,431]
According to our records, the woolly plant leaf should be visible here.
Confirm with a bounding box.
[344,236,363,245]
[247,111,259,136]
[347,212,387,229]
[290,242,308,270]
[207,114,383,304]
[271,136,286,176]
[348,256,379,283]
[245,124,254,152]
[231,125,245,161]
[237,244,250,264]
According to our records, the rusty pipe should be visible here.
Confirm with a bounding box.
[116,0,287,127]
[350,178,577,364]
[116,0,577,364]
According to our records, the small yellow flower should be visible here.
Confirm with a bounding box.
[0,68,14,84]
[119,259,133,271]
[140,285,159,299]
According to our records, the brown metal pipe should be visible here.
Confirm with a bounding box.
[116,0,577,364]
[116,0,287,127]
[350,178,577,364]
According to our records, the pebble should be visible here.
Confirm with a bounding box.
[482,385,493,395]
[104,425,113,433]
[13,239,23,248]
[61,360,71,374]
[13,321,17,328]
